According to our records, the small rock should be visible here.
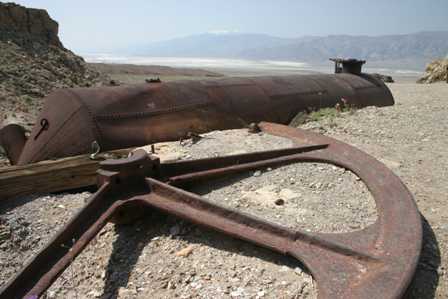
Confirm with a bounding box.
[279,265,289,272]
[175,245,195,257]
[381,158,402,169]
[274,199,285,206]
[170,225,181,236]
[230,287,245,297]
[167,281,176,289]
[87,290,102,298]
[253,170,262,177]
[349,223,361,229]
[279,188,298,200]
[117,286,137,297]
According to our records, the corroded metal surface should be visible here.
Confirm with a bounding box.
[0,124,27,165]
[1,71,394,165]
[0,123,421,299]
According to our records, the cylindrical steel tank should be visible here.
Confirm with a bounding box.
[4,69,394,165]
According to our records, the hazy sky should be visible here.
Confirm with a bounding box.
[14,0,448,52]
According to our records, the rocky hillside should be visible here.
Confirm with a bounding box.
[0,2,103,127]
[0,2,61,49]
[418,59,448,83]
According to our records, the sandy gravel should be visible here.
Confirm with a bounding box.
[1,82,447,298]
[1,130,375,299]
[300,82,448,298]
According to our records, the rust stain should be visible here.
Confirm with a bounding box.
[1,64,394,165]
[0,123,421,299]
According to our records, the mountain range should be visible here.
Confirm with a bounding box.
[129,31,448,70]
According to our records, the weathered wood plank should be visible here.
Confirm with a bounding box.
[0,149,133,201]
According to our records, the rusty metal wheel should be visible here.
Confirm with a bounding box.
[0,122,422,299]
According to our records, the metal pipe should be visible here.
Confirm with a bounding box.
[1,62,394,165]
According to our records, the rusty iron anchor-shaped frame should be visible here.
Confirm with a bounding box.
[0,122,422,299]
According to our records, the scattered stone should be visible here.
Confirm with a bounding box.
[230,287,245,297]
[274,198,285,206]
[371,73,394,83]
[170,225,181,236]
[109,79,120,86]
[2,81,448,297]
[175,245,195,257]
[118,287,132,297]
[380,158,401,169]
[279,188,298,200]
[87,290,102,298]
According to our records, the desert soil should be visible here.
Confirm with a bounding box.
[0,82,447,298]
[88,63,224,85]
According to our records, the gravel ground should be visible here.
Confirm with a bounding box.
[300,83,448,298]
[1,82,447,298]
[0,130,376,299]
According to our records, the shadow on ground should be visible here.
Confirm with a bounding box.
[101,210,311,298]
[97,175,441,298]
[405,215,440,299]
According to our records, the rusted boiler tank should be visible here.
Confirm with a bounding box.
[1,59,394,165]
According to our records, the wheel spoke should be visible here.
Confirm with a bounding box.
[0,183,120,298]
[161,144,328,185]
[1,123,422,299]
[130,178,382,297]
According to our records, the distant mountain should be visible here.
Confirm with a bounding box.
[242,31,448,65]
[131,33,293,58]
[130,31,448,70]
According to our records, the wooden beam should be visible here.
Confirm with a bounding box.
[0,149,134,201]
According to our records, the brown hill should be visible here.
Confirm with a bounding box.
[0,2,61,49]
[0,2,103,128]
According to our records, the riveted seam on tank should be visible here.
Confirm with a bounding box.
[353,86,379,90]
[256,79,328,98]
[26,106,83,163]
[199,82,253,87]
[94,101,213,120]
[337,75,378,89]
[307,77,329,109]
[66,89,104,146]
[270,90,329,99]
